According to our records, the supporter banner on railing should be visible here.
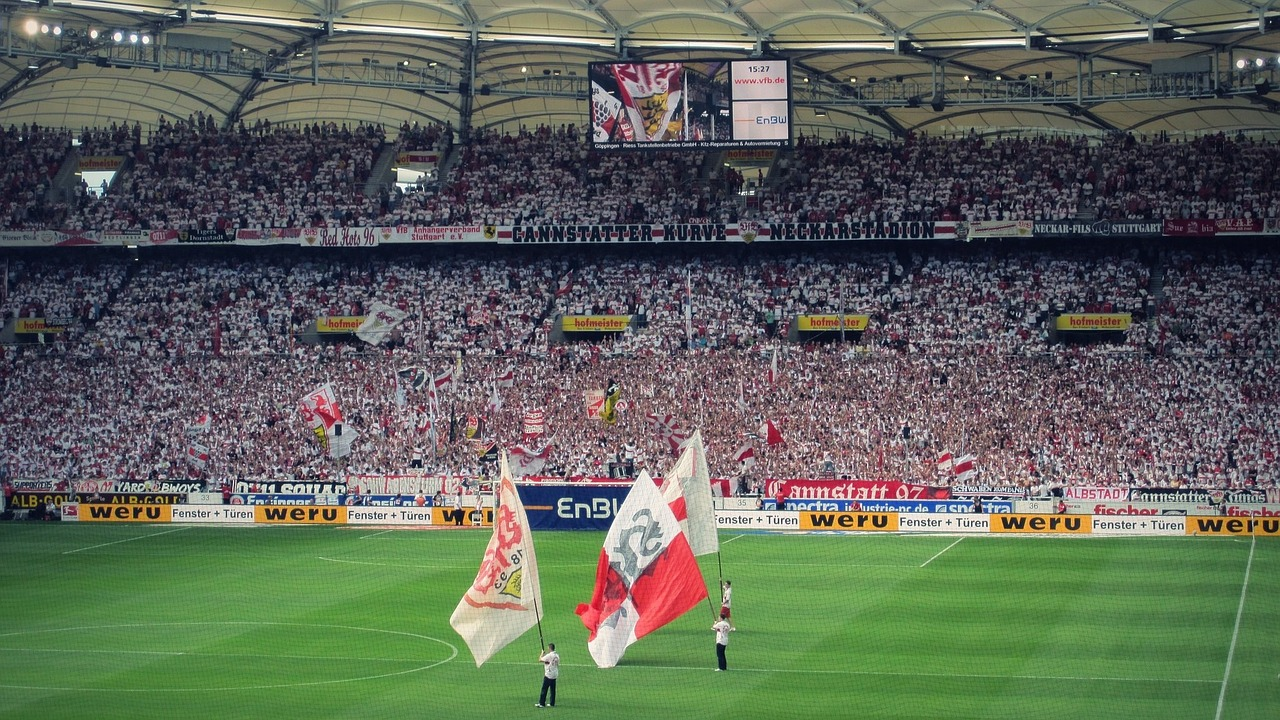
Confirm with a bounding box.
[1215,218,1263,236]
[232,481,348,495]
[946,484,1024,498]
[381,225,489,244]
[235,228,302,246]
[795,314,869,332]
[764,479,949,500]
[1129,487,1222,503]
[1063,486,1130,501]
[561,315,633,333]
[179,229,234,244]
[1163,219,1216,237]
[1055,313,1132,331]
[966,220,1033,238]
[1032,220,1163,237]
[300,227,382,248]
[1066,500,1213,515]
[498,221,955,244]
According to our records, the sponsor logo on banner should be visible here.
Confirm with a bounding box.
[254,506,348,524]
[347,507,437,525]
[15,318,67,334]
[1055,313,1131,331]
[430,506,493,526]
[80,504,173,522]
[170,505,255,523]
[300,226,382,248]
[715,510,799,528]
[395,151,440,166]
[1092,516,1186,534]
[1065,501,1210,515]
[1064,486,1130,501]
[1163,218,1216,237]
[315,317,364,333]
[898,513,991,533]
[561,315,632,333]
[61,503,79,521]
[800,511,900,531]
[796,314,869,332]
[968,220,1033,238]
[947,484,1022,497]
[1223,504,1280,517]
[1186,516,1280,536]
[100,231,151,246]
[990,514,1090,534]
[78,156,124,171]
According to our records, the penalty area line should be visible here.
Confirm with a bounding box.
[63,526,192,555]
[920,537,964,568]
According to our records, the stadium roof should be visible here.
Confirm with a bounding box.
[0,0,1278,139]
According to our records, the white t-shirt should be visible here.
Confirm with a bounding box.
[713,619,731,646]
[541,650,560,679]
[721,585,732,608]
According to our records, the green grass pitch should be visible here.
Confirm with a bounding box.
[0,524,1274,719]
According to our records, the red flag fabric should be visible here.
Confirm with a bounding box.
[575,471,707,668]
[734,443,756,468]
[758,418,786,447]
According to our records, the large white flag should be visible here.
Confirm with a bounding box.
[659,429,719,557]
[355,301,409,345]
[450,454,543,666]
[575,471,707,668]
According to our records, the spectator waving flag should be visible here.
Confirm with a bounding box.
[600,380,621,426]
[734,442,756,469]
[298,383,344,452]
[658,429,719,557]
[186,441,209,469]
[186,412,212,435]
[758,418,786,447]
[522,409,546,441]
[449,453,543,667]
[936,450,954,473]
[485,383,503,416]
[509,443,552,476]
[645,412,690,456]
[495,366,515,389]
[953,453,977,482]
[575,471,707,668]
[355,301,409,345]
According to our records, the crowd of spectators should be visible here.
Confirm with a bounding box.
[1,124,1280,230]
[0,241,1276,494]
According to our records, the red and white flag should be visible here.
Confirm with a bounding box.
[433,367,456,393]
[355,300,409,345]
[522,409,546,441]
[449,454,543,666]
[610,62,684,142]
[936,450,954,472]
[734,442,756,469]
[575,471,708,668]
[758,418,786,447]
[509,443,552,476]
[645,412,690,456]
[953,453,976,482]
[658,430,719,557]
[186,442,209,469]
[485,384,503,416]
[766,347,779,386]
[495,366,515,389]
[186,412,212,435]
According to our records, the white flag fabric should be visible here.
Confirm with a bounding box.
[355,301,409,345]
[659,429,719,557]
[186,442,209,469]
[450,453,543,667]
[509,443,552,476]
[575,471,708,668]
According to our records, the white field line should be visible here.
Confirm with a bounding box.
[63,526,191,554]
[920,537,964,567]
[1214,533,1257,720]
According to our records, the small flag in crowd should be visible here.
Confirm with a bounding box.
[758,418,786,447]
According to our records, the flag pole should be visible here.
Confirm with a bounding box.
[532,593,546,651]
